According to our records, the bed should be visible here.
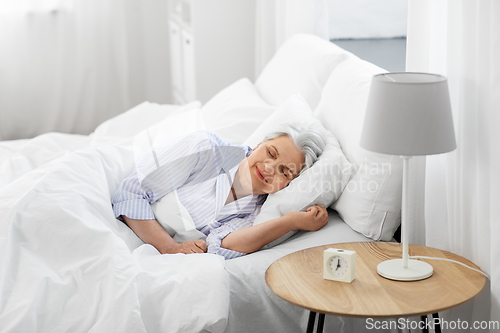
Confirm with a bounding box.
[0,34,403,332]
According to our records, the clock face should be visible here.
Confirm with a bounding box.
[329,255,349,276]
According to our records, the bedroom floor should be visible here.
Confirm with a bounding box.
[331,37,407,72]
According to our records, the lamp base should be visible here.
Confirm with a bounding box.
[377,259,433,281]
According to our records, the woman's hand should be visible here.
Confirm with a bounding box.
[167,239,207,254]
[287,205,328,231]
[121,216,207,255]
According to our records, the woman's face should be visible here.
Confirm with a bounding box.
[245,135,305,195]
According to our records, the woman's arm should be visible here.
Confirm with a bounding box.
[122,216,207,254]
[220,205,328,254]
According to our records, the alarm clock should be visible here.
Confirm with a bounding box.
[323,248,356,283]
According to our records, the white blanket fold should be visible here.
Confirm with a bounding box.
[0,141,229,333]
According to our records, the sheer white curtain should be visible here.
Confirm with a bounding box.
[407,0,500,328]
[0,0,169,140]
[254,0,330,77]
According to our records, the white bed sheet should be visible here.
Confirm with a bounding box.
[0,133,230,333]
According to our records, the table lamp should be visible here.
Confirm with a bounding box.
[360,72,456,281]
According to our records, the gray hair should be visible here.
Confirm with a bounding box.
[263,122,327,175]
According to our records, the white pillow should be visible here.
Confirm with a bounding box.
[201,78,276,144]
[255,34,352,110]
[245,94,352,248]
[90,101,201,145]
[314,57,403,241]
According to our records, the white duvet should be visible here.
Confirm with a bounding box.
[0,104,230,333]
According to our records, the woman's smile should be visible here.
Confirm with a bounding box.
[255,166,267,182]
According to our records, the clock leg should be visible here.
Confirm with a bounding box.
[307,311,316,333]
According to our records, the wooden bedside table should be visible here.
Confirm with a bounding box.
[265,242,485,333]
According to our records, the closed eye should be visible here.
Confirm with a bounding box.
[281,166,293,180]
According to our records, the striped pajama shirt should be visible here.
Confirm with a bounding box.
[112,130,267,259]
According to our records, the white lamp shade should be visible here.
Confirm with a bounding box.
[360,72,456,156]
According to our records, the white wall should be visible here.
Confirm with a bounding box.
[125,0,172,106]
[328,0,408,39]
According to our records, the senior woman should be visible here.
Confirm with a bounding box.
[112,123,328,259]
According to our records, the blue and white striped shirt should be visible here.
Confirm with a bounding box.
[112,130,267,259]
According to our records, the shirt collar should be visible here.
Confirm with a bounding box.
[214,148,264,218]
